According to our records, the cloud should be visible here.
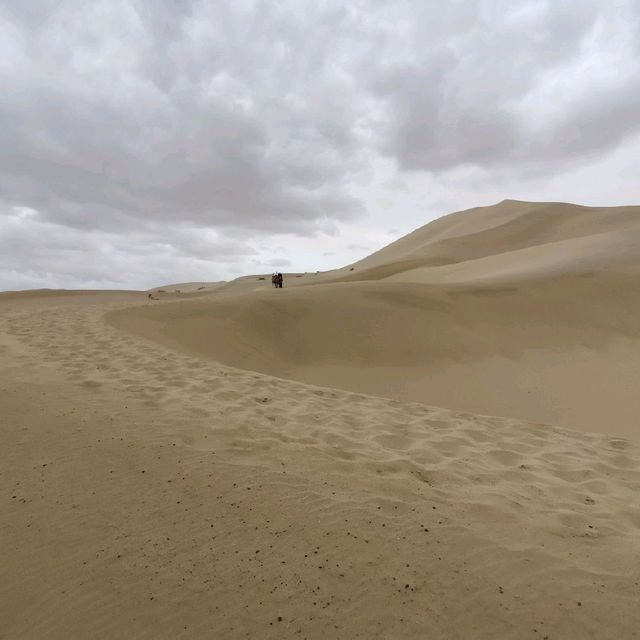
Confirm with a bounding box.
[1,0,639,289]
[262,258,292,268]
[368,0,640,173]
[345,243,371,252]
[0,203,254,290]
[0,1,366,239]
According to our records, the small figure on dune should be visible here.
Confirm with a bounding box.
[271,272,283,288]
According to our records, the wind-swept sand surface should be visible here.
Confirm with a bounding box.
[2,201,640,638]
[113,200,640,439]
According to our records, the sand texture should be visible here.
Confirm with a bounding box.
[112,200,640,439]
[2,200,640,639]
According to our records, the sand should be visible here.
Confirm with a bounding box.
[112,200,640,439]
[2,200,640,638]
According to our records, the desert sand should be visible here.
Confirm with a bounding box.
[2,200,640,639]
[117,200,640,439]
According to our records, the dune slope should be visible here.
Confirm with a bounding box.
[109,200,640,438]
[2,290,640,639]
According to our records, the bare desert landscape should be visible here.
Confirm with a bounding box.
[2,200,640,639]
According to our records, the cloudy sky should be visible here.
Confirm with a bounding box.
[1,0,639,290]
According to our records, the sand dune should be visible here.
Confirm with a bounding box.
[3,200,640,638]
[110,200,640,439]
[330,200,640,283]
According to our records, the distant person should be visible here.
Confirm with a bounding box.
[276,273,283,288]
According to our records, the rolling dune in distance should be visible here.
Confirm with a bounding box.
[112,200,640,439]
[3,200,640,639]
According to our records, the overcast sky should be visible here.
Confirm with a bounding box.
[1,0,639,290]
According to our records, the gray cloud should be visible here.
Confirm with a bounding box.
[1,0,639,289]
[369,0,640,172]
[262,258,292,268]
[0,1,366,239]
[345,243,371,252]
